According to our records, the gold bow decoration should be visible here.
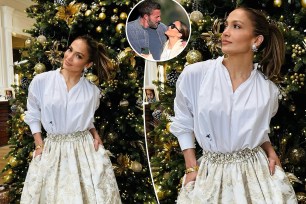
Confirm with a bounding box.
[56,1,81,27]
[201,18,222,54]
[113,153,131,176]
[45,41,63,67]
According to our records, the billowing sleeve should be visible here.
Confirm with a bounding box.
[24,77,42,134]
[88,87,101,130]
[262,84,280,143]
[170,68,196,150]
[271,86,280,117]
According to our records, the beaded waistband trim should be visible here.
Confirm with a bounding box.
[46,130,90,142]
[202,147,261,164]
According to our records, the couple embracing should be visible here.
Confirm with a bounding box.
[126,0,189,61]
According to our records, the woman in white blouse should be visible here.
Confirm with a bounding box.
[141,21,189,61]
[170,7,297,203]
[21,35,121,203]
[159,21,189,61]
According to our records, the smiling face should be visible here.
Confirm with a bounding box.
[146,9,161,28]
[62,39,93,74]
[165,21,182,38]
[221,8,259,56]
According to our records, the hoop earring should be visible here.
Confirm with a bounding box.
[252,44,258,52]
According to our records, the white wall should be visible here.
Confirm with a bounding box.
[0,0,34,90]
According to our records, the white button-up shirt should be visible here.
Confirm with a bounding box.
[25,69,100,135]
[170,56,279,153]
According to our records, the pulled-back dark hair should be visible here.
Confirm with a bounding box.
[178,21,189,41]
[137,0,161,17]
[75,35,113,80]
[237,7,285,80]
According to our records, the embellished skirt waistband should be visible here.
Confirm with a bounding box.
[202,147,261,164]
[46,130,90,142]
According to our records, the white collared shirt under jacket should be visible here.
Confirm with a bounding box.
[25,68,100,135]
[170,56,279,153]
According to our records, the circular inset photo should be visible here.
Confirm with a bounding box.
[126,0,191,62]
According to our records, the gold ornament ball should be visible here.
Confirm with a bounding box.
[190,11,203,23]
[3,174,13,183]
[9,156,18,167]
[186,50,203,64]
[86,73,99,85]
[96,26,102,33]
[24,38,32,48]
[115,23,125,33]
[85,10,92,17]
[131,161,142,172]
[113,8,118,13]
[20,113,26,121]
[274,0,282,7]
[289,148,306,165]
[296,192,306,202]
[37,35,47,44]
[34,62,46,74]
[301,0,306,8]
[119,12,127,20]
[166,122,172,133]
[98,12,106,20]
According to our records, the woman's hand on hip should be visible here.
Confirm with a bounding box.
[93,136,103,151]
[268,154,281,175]
[184,171,197,186]
[34,148,43,157]
[260,141,282,175]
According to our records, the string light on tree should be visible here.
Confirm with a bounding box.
[274,0,282,7]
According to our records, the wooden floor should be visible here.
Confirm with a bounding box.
[0,145,10,184]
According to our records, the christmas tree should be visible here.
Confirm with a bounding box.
[1,0,156,203]
[148,0,306,203]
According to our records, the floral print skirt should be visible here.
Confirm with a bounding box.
[21,130,121,204]
[177,147,297,204]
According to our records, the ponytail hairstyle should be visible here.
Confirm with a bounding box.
[238,7,285,80]
[75,35,114,80]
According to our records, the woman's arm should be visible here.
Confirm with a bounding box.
[89,128,103,151]
[261,141,281,175]
[183,148,198,185]
[33,132,44,157]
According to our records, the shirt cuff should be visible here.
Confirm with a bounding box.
[176,133,195,150]
[29,122,41,135]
